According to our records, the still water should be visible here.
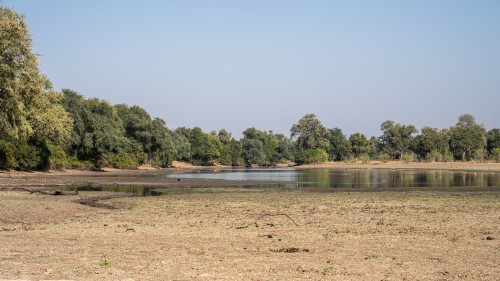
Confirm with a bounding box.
[168,168,500,189]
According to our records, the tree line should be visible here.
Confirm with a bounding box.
[1,6,499,170]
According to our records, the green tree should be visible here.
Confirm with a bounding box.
[412,127,450,161]
[349,133,370,159]
[290,114,330,151]
[487,129,500,156]
[171,129,191,162]
[379,120,417,160]
[449,114,486,161]
[115,104,174,166]
[328,128,351,161]
[241,128,291,166]
[0,7,72,143]
[242,138,264,166]
[61,90,133,168]
[189,127,221,166]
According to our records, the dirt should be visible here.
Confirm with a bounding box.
[1,166,500,280]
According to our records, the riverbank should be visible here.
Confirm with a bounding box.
[1,188,499,280]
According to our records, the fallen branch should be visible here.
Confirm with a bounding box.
[10,187,78,196]
[233,212,300,229]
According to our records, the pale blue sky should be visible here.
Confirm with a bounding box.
[4,0,500,138]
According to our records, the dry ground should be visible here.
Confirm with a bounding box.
[1,187,499,280]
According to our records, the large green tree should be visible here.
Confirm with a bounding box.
[487,129,500,153]
[349,133,370,159]
[115,104,175,166]
[412,127,450,160]
[328,128,351,161]
[290,114,330,151]
[189,127,221,166]
[449,114,486,161]
[61,90,134,167]
[0,6,72,169]
[379,120,417,160]
[0,7,72,142]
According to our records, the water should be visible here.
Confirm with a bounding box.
[167,168,500,189]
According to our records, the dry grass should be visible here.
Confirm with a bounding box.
[1,188,499,280]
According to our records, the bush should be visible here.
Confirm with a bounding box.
[14,142,41,169]
[39,142,68,169]
[294,149,329,165]
[65,154,94,169]
[401,153,415,163]
[0,140,16,168]
[360,154,370,164]
[377,153,390,163]
[107,151,139,169]
[425,149,441,162]
[491,148,500,163]
[473,148,487,162]
[442,149,454,162]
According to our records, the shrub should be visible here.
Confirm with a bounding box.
[491,148,500,163]
[377,153,390,163]
[66,154,94,169]
[0,140,17,168]
[360,154,370,164]
[473,148,487,162]
[14,142,41,169]
[442,149,454,162]
[39,142,68,169]
[401,153,415,163]
[425,149,441,162]
[107,151,139,169]
[294,149,329,165]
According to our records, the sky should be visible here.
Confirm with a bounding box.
[3,0,500,139]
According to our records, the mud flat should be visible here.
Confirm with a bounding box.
[1,185,499,280]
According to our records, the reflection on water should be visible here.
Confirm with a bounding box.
[168,168,500,188]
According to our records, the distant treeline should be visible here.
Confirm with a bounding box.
[1,6,499,170]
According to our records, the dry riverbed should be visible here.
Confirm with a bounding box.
[1,184,499,280]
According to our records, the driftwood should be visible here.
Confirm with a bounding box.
[233,212,300,229]
[74,193,134,209]
[8,187,78,196]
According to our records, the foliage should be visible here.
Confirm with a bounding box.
[473,148,487,162]
[0,7,72,143]
[39,141,68,169]
[242,138,265,166]
[491,148,500,163]
[290,114,330,151]
[294,148,328,165]
[412,127,450,161]
[189,127,221,166]
[377,153,390,163]
[171,130,191,162]
[487,129,500,155]
[359,153,370,164]
[401,153,415,163]
[241,128,290,166]
[449,114,486,161]
[328,128,351,161]
[0,140,16,168]
[379,120,417,160]
[107,151,140,169]
[13,141,41,169]
[349,133,370,159]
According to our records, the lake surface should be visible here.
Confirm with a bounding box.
[167,168,500,189]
